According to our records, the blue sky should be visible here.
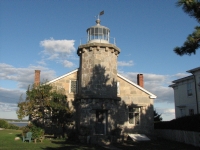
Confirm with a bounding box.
[0,0,200,120]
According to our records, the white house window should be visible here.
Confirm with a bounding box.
[180,108,186,117]
[117,82,120,95]
[70,80,77,93]
[129,107,140,125]
[189,109,194,116]
[187,82,192,96]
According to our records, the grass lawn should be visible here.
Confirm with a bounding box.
[0,129,106,150]
[0,129,199,150]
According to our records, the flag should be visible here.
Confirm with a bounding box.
[99,11,104,16]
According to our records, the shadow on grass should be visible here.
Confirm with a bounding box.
[113,138,199,150]
[41,140,106,150]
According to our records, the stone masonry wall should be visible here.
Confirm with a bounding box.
[77,43,120,99]
[116,76,154,134]
[49,71,78,108]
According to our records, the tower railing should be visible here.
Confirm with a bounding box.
[79,36,116,46]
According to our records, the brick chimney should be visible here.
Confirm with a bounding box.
[137,74,144,88]
[34,70,41,85]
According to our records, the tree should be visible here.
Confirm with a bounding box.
[154,110,162,122]
[16,83,73,127]
[174,0,200,56]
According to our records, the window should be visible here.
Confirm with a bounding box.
[187,82,192,96]
[70,80,77,93]
[189,109,194,116]
[129,107,140,125]
[117,82,120,95]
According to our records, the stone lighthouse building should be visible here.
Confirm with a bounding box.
[77,18,120,134]
[36,16,157,138]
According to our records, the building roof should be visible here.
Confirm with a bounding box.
[186,66,200,73]
[169,66,200,88]
[172,75,193,83]
[169,75,193,87]
[46,69,78,84]
[117,73,157,99]
[47,69,157,99]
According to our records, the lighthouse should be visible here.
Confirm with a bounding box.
[77,15,120,100]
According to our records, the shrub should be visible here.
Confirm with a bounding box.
[22,123,44,140]
[79,125,91,136]
[0,119,9,128]
[8,123,20,130]
[67,130,79,142]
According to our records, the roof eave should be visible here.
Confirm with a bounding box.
[117,73,157,99]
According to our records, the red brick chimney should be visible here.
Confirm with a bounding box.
[34,70,41,86]
[137,74,144,88]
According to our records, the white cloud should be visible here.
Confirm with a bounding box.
[119,72,176,103]
[118,60,134,67]
[172,73,190,79]
[40,38,76,68]
[0,88,24,104]
[37,60,46,66]
[62,60,74,68]
[0,102,18,112]
[40,38,75,54]
[0,63,56,89]
[155,108,175,121]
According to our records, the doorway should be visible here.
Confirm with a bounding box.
[95,110,107,134]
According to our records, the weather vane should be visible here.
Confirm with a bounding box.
[95,11,104,20]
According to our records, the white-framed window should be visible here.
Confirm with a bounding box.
[187,82,192,96]
[129,107,140,125]
[117,82,120,95]
[180,108,186,117]
[189,109,194,116]
[69,80,78,93]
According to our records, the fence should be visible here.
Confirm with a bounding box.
[155,129,200,147]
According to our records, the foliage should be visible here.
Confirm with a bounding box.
[79,125,91,136]
[0,119,9,128]
[154,110,162,122]
[22,123,44,139]
[8,123,20,130]
[67,130,80,142]
[154,114,200,132]
[16,83,73,127]
[110,126,122,137]
[174,0,200,55]
[0,119,20,130]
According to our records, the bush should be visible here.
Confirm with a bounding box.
[22,123,44,140]
[8,123,20,130]
[67,130,79,142]
[0,119,9,128]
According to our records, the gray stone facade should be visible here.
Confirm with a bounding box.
[77,43,120,99]
[45,19,156,139]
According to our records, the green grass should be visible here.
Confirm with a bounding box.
[0,129,105,150]
[0,129,199,150]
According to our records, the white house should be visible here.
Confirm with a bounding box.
[169,67,200,118]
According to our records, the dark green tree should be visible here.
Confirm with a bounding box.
[16,83,73,126]
[154,110,162,122]
[174,0,200,56]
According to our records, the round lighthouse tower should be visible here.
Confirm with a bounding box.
[77,18,120,99]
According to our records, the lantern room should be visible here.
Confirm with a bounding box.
[87,19,110,44]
